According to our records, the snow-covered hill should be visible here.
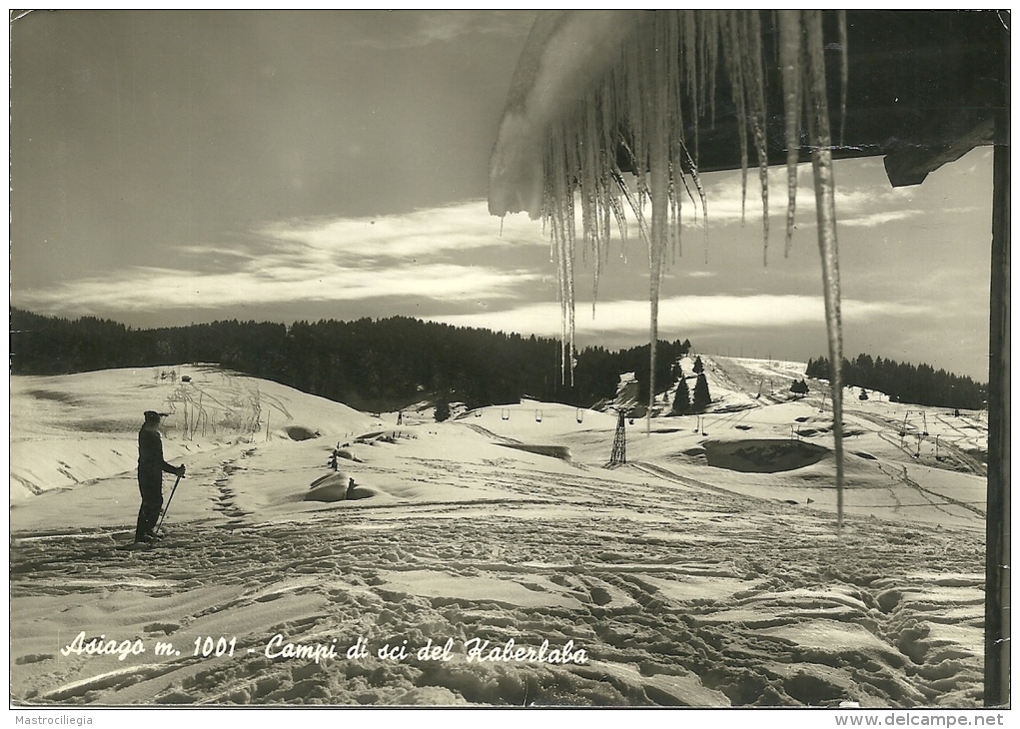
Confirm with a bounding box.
[9,359,990,707]
[10,365,374,504]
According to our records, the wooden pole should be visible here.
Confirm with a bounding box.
[983,34,1010,708]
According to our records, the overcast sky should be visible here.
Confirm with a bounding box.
[10,10,994,381]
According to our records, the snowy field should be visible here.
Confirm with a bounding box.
[9,358,989,707]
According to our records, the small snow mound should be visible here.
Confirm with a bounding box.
[704,439,828,474]
[285,426,319,441]
[496,443,571,461]
[346,486,376,501]
[68,417,136,434]
[305,473,351,502]
[355,430,405,445]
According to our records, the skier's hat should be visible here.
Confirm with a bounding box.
[143,410,170,422]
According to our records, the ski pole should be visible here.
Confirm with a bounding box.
[156,472,184,536]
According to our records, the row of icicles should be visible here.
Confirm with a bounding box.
[535,10,848,524]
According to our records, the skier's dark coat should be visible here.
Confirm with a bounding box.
[135,423,178,541]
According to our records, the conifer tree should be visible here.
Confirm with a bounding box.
[672,374,691,415]
[693,372,711,412]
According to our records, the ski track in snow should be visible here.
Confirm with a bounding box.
[9,360,987,707]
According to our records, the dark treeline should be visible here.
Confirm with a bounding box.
[806,353,986,410]
[10,308,691,412]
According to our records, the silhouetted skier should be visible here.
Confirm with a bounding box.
[135,411,185,544]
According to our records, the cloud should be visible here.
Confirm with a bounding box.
[562,163,936,239]
[348,10,534,50]
[15,262,540,315]
[428,294,930,337]
[260,200,547,262]
[689,166,927,229]
[13,200,555,317]
[838,210,925,228]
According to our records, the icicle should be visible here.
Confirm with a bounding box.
[704,11,720,130]
[680,141,710,265]
[646,23,670,434]
[721,14,750,223]
[778,11,802,258]
[614,167,651,247]
[669,15,685,264]
[546,127,574,387]
[682,12,700,165]
[607,173,630,264]
[507,11,844,515]
[694,12,708,117]
[670,168,682,265]
[578,104,599,313]
[741,11,770,265]
[803,9,845,528]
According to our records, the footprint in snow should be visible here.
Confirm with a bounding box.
[15,653,53,665]
[144,622,180,635]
